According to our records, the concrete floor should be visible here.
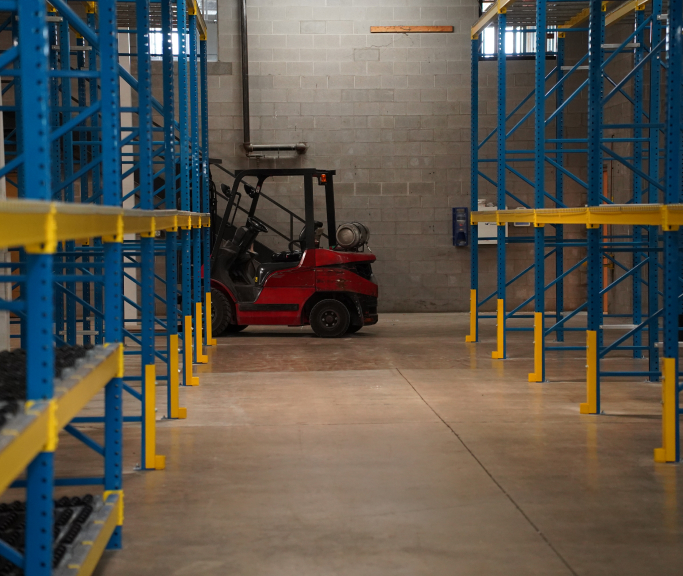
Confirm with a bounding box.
[43,314,683,574]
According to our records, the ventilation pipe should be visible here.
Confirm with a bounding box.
[240,0,306,156]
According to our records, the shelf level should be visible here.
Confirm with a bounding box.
[0,200,209,251]
[0,344,122,496]
[53,492,122,576]
[471,203,683,227]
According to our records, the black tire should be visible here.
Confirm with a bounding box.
[346,324,362,334]
[211,288,232,336]
[310,299,350,338]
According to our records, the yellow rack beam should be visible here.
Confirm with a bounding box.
[473,0,649,38]
[0,345,121,497]
[606,0,650,26]
[189,0,208,41]
[0,401,52,495]
[471,0,516,39]
[0,200,209,250]
[55,344,122,429]
[471,204,683,228]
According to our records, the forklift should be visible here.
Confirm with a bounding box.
[207,167,378,338]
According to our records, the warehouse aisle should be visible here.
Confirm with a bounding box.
[83,314,681,576]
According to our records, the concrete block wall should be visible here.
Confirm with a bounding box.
[209,0,480,312]
[206,0,593,313]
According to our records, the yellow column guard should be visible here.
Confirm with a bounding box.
[184,316,199,386]
[491,299,505,359]
[528,312,544,382]
[144,365,166,470]
[580,330,599,414]
[168,334,187,419]
[205,292,217,346]
[465,289,477,342]
[195,302,208,363]
[654,357,677,463]
[102,490,124,526]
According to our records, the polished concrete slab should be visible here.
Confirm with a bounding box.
[14,313,683,575]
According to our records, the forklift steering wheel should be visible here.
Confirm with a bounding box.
[288,240,301,252]
[247,217,269,234]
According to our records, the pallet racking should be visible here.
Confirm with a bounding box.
[468,0,682,461]
[0,1,212,573]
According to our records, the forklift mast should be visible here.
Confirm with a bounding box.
[209,167,338,265]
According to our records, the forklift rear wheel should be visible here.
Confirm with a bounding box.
[310,299,350,338]
[211,288,232,336]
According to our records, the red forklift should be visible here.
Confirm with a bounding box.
[208,167,378,338]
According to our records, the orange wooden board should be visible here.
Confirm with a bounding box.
[370,26,454,33]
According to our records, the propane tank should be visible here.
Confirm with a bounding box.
[336,222,370,250]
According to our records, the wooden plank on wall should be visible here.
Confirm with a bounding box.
[370,26,454,33]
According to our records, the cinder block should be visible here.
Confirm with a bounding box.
[261,89,288,102]
[326,48,354,62]
[300,21,326,34]
[248,21,273,35]
[355,129,381,142]
[355,75,381,89]
[382,183,408,196]
[421,89,448,102]
[395,116,422,129]
[260,35,287,49]
[287,34,314,49]
[396,221,422,235]
[394,89,421,102]
[408,208,435,222]
[286,6,313,20]
[273,75,301,89]
[408,75,435,88]
[354,48,380,61]
[341,61,367,76]
[301,75,328,89]
[273,102,301,116]
[408,129,434,142]
[410,260,435,274]
[356,183,382,196]
[313,62,341,76]
[299,48,328,62]
[325,20,354,35]
[367,61,394,76]
[287,89,316,102]
[314,34,341,48]
[273,21,300,35]
[410,182,436,195]
[394,62,421,75]
[285,62,313,76]
[328,75,355,89]
[260,62,288,76]
[381,75,407,89]
[353,102,380,115]
[249,49,274,62]
[378,102,407,116]
[315,90,342,102]
[340,35,367,48]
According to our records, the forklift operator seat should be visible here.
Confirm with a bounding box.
[216,224,260,271]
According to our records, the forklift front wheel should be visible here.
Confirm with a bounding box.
[310,299,351,338]
[211,288,233,337]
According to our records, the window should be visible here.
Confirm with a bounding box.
[148,0,218,62]
[479,1,557,59]
[198,0,218,61]
[149,30,188,58]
